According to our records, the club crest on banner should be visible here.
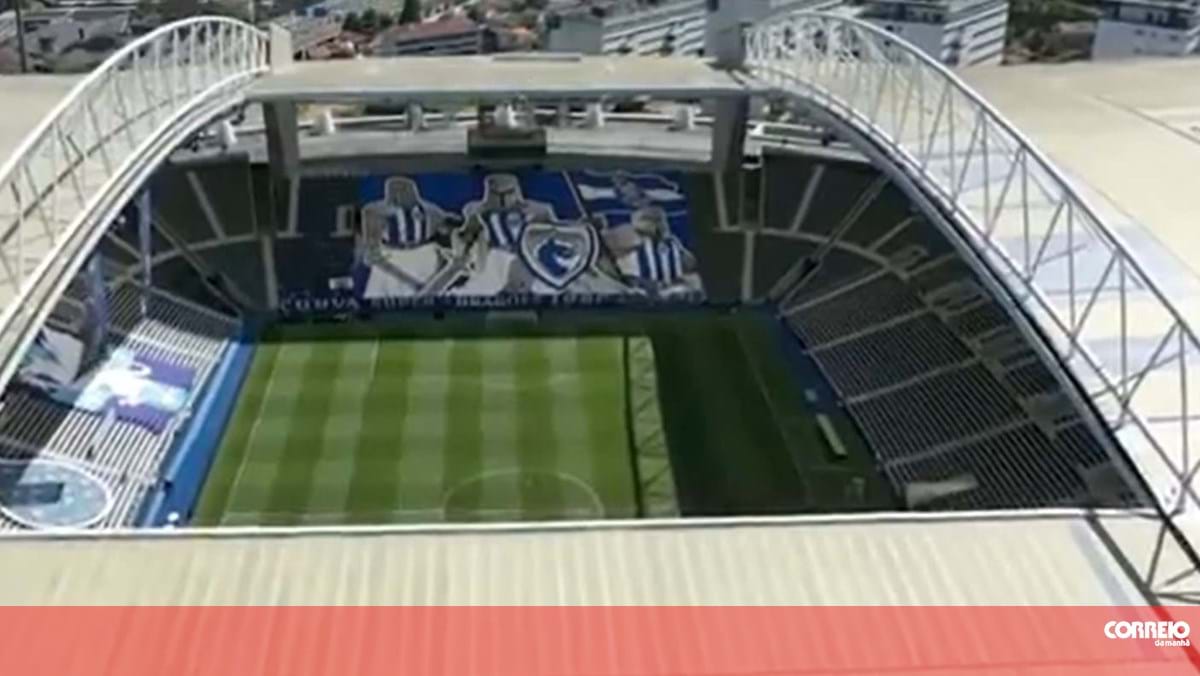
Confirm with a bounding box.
[519,221,598,290]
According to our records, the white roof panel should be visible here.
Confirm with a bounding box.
[0,75,82,173]
[963,59,1200,315]
[0,513,1152,605]
[250,55,759,103]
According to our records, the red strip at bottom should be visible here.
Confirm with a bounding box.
[2,606,1199,675]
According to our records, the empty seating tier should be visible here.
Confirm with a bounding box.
[0,282,237,530]
[811,313,974,398]
[788,274,924,347]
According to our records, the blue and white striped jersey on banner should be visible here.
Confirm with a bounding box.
[624,237,688,285]
[480,208,529,251]
[573,171,688,227]
[381,204,434,247]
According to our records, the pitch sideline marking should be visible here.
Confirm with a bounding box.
[441,467,606,520]
[218,344,287,524]
[219,508,445,527]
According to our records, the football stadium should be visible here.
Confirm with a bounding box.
[1,4,1200,664]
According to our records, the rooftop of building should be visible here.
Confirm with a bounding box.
[20,6,132,21]
[1097,0,1199,7]
[373,15,482,43]
[547,0,701,22]
[859,0,1005,12]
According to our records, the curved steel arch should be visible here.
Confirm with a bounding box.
[744,12,1200,516]
[0,17,268,397]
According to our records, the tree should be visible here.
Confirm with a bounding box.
[362,8,379,30]
[400,0,421,25]
[342,12,362,32]
[379,12,395,28]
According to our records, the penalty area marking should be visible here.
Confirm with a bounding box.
[441,468,605,521]
[217,468,607,526]
[219,504,607,526]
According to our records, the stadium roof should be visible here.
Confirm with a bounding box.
[0,511,1175,605]
[0,75,81,168]
[963,58,1200,327]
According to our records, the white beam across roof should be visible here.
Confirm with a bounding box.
[249,54,763,104]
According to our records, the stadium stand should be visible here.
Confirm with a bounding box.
[273,174,359,298]
[808,314,974,397]
[74,147,1139,519]
[0,138,1143,528]
[786,273,925,345]
[747,149,1138,510]
[774,248,880,303]
[0,249,239,529]
[851,364,1026,453]
[682,174,742,300]
[146,161,271,310]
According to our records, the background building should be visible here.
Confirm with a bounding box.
[0,10,15,44]
[544,0,843,57]
[371,15,485,55]
[859,0,1011,66]
[2,15,1200,674]
[0,5,132,73]
[544,0,709,56]
[1091,0,1200,58]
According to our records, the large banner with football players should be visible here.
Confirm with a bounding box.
[278,169,705,315]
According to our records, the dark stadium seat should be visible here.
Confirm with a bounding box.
[946,301,1014,340]
[777,247,882,307]
[736,145,1142,511]
[848,364,1026,458]
[810,313,974,397]
[787,274,924,346]
[1002,360,1064,399]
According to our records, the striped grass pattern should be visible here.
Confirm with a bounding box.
[195,335,642,526]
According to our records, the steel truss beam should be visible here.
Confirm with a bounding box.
[0,17,269,397]
[744,10,1200,594]
[746,12,1200,514]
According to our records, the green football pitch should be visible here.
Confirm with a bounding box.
[195,311,898,527]
[196,332,643,525]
